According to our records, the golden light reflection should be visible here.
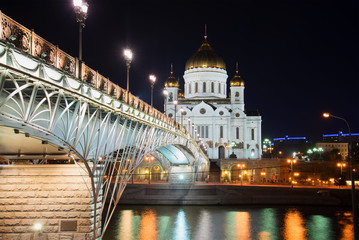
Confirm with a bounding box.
[258,232,270,240]
[118,210,133,240]
[236,212,251,240]
[284,209,306,240]
[337,211,354,240]
[138,209,158,240]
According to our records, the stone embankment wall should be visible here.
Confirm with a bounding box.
[0,164,94,240]
[118,184,357,206]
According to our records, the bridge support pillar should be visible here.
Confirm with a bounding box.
[0,164,100,240]
[168,165,195,185]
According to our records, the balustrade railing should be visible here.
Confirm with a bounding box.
[0,11,195,138]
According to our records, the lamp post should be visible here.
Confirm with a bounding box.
[287,159,297,188]
[163,89,168,115]
[73,0,88,61]
[180,108,184,126]
[337,162,347,189]
[145,156,155,184]
[188,117,191,133]
[123,49,133,103]
[73,0,88,79]
[260,171,266,183]
[237,163,246,185]
[323,112,357,239]
[173,100,178,122]
[337,162,346,175]
[149,75,156,107]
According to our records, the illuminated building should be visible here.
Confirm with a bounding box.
[164,32,262,160]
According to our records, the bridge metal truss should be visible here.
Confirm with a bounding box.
[0,41,209,239]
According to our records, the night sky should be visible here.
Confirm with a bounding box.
[2,0,358,142]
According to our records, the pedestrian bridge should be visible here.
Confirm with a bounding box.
[0,13,209,239]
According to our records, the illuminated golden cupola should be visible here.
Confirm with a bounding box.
[164,64,179,88]
[230,62,244,87]
[230,62,245,110]
[185,32,226,71]
[183,26,228,99]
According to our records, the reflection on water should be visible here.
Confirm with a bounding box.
[284,209,306,240]
[104,206,353,240]
[174,210,189,240]
[259,208,278,240]
[139,209,158,240]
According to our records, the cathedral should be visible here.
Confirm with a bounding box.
[164,33,262,160]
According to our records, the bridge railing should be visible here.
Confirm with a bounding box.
[0,11,192,137]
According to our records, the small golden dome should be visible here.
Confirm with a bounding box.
[178,88,184,98]
[165,64,179,88]
[185,37,226,71]
[230,62,244,87]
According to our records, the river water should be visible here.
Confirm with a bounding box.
[103,205,354,240]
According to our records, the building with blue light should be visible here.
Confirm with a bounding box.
[272,136,308,158]
[322,131,359,142]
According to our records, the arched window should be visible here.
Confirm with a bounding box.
[236,127,239,139]
[203,82,206,93]
[220,126,224,138]
[168,92,173,102]
[235,92,239,97]
[251,129,255,140]
[195,82,198,93]
[211,82,214,93]
[189,83,191,94]
[218,83,221,94]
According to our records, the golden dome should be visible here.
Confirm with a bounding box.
[230,62,244,87]
[165,64,179,88]
[185,36,226,71]
[178,88,184,98]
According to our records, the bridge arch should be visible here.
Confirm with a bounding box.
[0,41,209,238]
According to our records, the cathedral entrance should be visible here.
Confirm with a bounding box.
[152,165,161,181]
[218,146,225,159]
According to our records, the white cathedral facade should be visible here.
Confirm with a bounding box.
[164,34,262,160]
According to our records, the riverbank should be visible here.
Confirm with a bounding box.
[117,183,358,206]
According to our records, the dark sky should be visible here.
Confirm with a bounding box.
[2,0,359,142]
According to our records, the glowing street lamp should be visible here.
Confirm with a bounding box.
[149,75,156,107]
[323,112,357,238]
[180,108,184,126]
[260,171,266,183]
[337,162,346,175]
[123,49,133,102]
[287,159,297,188]
[237,163,246,185]
[73,0,88,62]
